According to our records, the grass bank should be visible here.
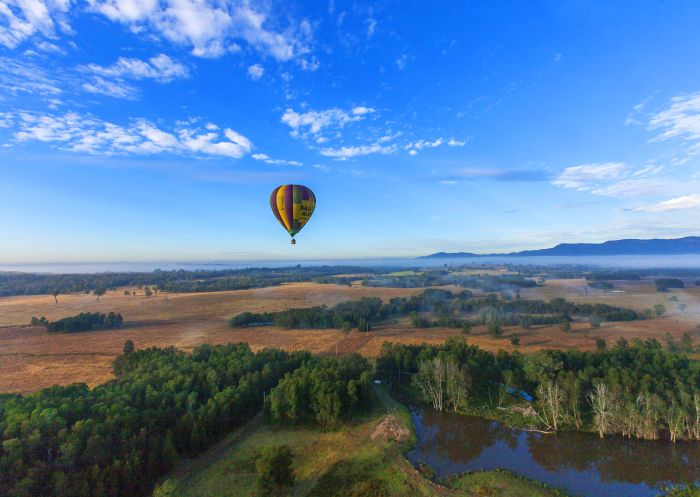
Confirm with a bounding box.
[153,385,571,497]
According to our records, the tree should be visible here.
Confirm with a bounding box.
[535,380,565,431]
[681,332,694,353]
[488,322,502,338]
[123,340,135,355]
[94,288,106,303]
[654,304,667,317]
[588,382,615,438]
[144,287,153,298]
[590,315,602,329]
[510,336,520,346]
[596,338,607,351]
[559,320,571,333]
[52,289,60,305]
[413,356,447,411]
[255,445,294,495]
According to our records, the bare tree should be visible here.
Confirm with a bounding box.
[588,382,614,438]
[535,380,565,431]
[413,357,447,412]
[445,361,471,412]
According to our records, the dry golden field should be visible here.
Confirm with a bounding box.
[1,279,699,394]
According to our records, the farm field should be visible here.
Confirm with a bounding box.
[1,279,699,394]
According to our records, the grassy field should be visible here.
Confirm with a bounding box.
[153,386,570,497]
[1,279,699,393]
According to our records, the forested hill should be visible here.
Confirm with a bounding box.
[421,236,700,258]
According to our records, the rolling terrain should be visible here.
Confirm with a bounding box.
[1,278,699,394]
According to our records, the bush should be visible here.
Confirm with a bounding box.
[596,338,607,351]
[488,322,502,338]
[256,445,294,495]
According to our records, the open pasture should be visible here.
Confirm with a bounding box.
[1,279,699,394]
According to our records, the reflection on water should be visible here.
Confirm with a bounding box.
[407,408,700,497]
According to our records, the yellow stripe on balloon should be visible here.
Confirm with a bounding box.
[276,189,286,231]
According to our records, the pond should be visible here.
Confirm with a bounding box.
[406,408,700,497]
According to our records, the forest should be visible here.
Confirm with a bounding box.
[30,312,124,333]
[229,289,644,331]
[0,266,384,297]
[0,344,373,497]
[377,337,700,441]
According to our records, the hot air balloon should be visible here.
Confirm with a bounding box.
[270,184,316,244]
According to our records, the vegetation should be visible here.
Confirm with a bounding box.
[31,311,124,332]
[378,337,700,441]
[254,444,295,495]
[656,278,685,292]
[445,469,571,497]
[0,344,308,497]
[266,355,373,427]
[0,266,386,297]
[230,289,644,332]
[362,270,538,292]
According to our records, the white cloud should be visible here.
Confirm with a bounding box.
[552,163,626,190]
[365,18,376,38]
[313,163,330,172]
[252,152,301,166]
[0,56,62,95]
[649,92,700,142]
[247,63,264,80]
[82,77,137,99]
[352,106,374,116]
[636,194,700,212]
[0,0,72,49]
[7,111,252,158]
[281,107,367,136]
[86,0,314,62]
[405,137,466,154]
[320,142,396,159]
[81,54,189,82]
[396,54,407,70]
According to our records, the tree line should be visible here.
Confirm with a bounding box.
[0,343,309,497]
[377,337,700,442]
[229,289,644,333]
[31,312,124,333]
[0,266,387,298]
[361,270,538,292]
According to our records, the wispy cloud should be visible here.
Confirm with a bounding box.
[251,152,301,166]
[247,63,264,80]
[81,77,137,99]
[552,163,626,190]
[80,54,189,83]
[634,194,700,212]
[86,0,315,63]
[405,137,467,155]
[0,0,72,49]
[0,56,63,96]
[281,106,373,137]
[648,92,700,142]
[319,142,396,158]
[4,111,253,158]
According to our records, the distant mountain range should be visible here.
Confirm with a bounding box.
[420,236,700,259]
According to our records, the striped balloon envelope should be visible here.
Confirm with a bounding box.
[270,184,316,244]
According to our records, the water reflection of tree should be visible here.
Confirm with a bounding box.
[527,431,700,486]
[418,409,518,464]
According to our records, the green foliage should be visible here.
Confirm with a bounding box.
[595,338,607,351]
[31,311,123,332]
[255,445,294,494]
[559,320,571,333]
[378,338,700,440]
[654,304,667,317]
[123,339,135,355]
[308,459,390,497]
[488,322,503,338]
[0,344,308,497]
[266,355,373,427]
[656,278,685,292]
[590,315,602,328]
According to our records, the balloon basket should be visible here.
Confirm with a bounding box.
[291,239,296,245]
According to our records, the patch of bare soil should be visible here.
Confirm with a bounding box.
[371,414,410,443]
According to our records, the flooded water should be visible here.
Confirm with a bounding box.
[407,408,700,497]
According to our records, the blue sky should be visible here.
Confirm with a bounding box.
[2,0,700,262]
